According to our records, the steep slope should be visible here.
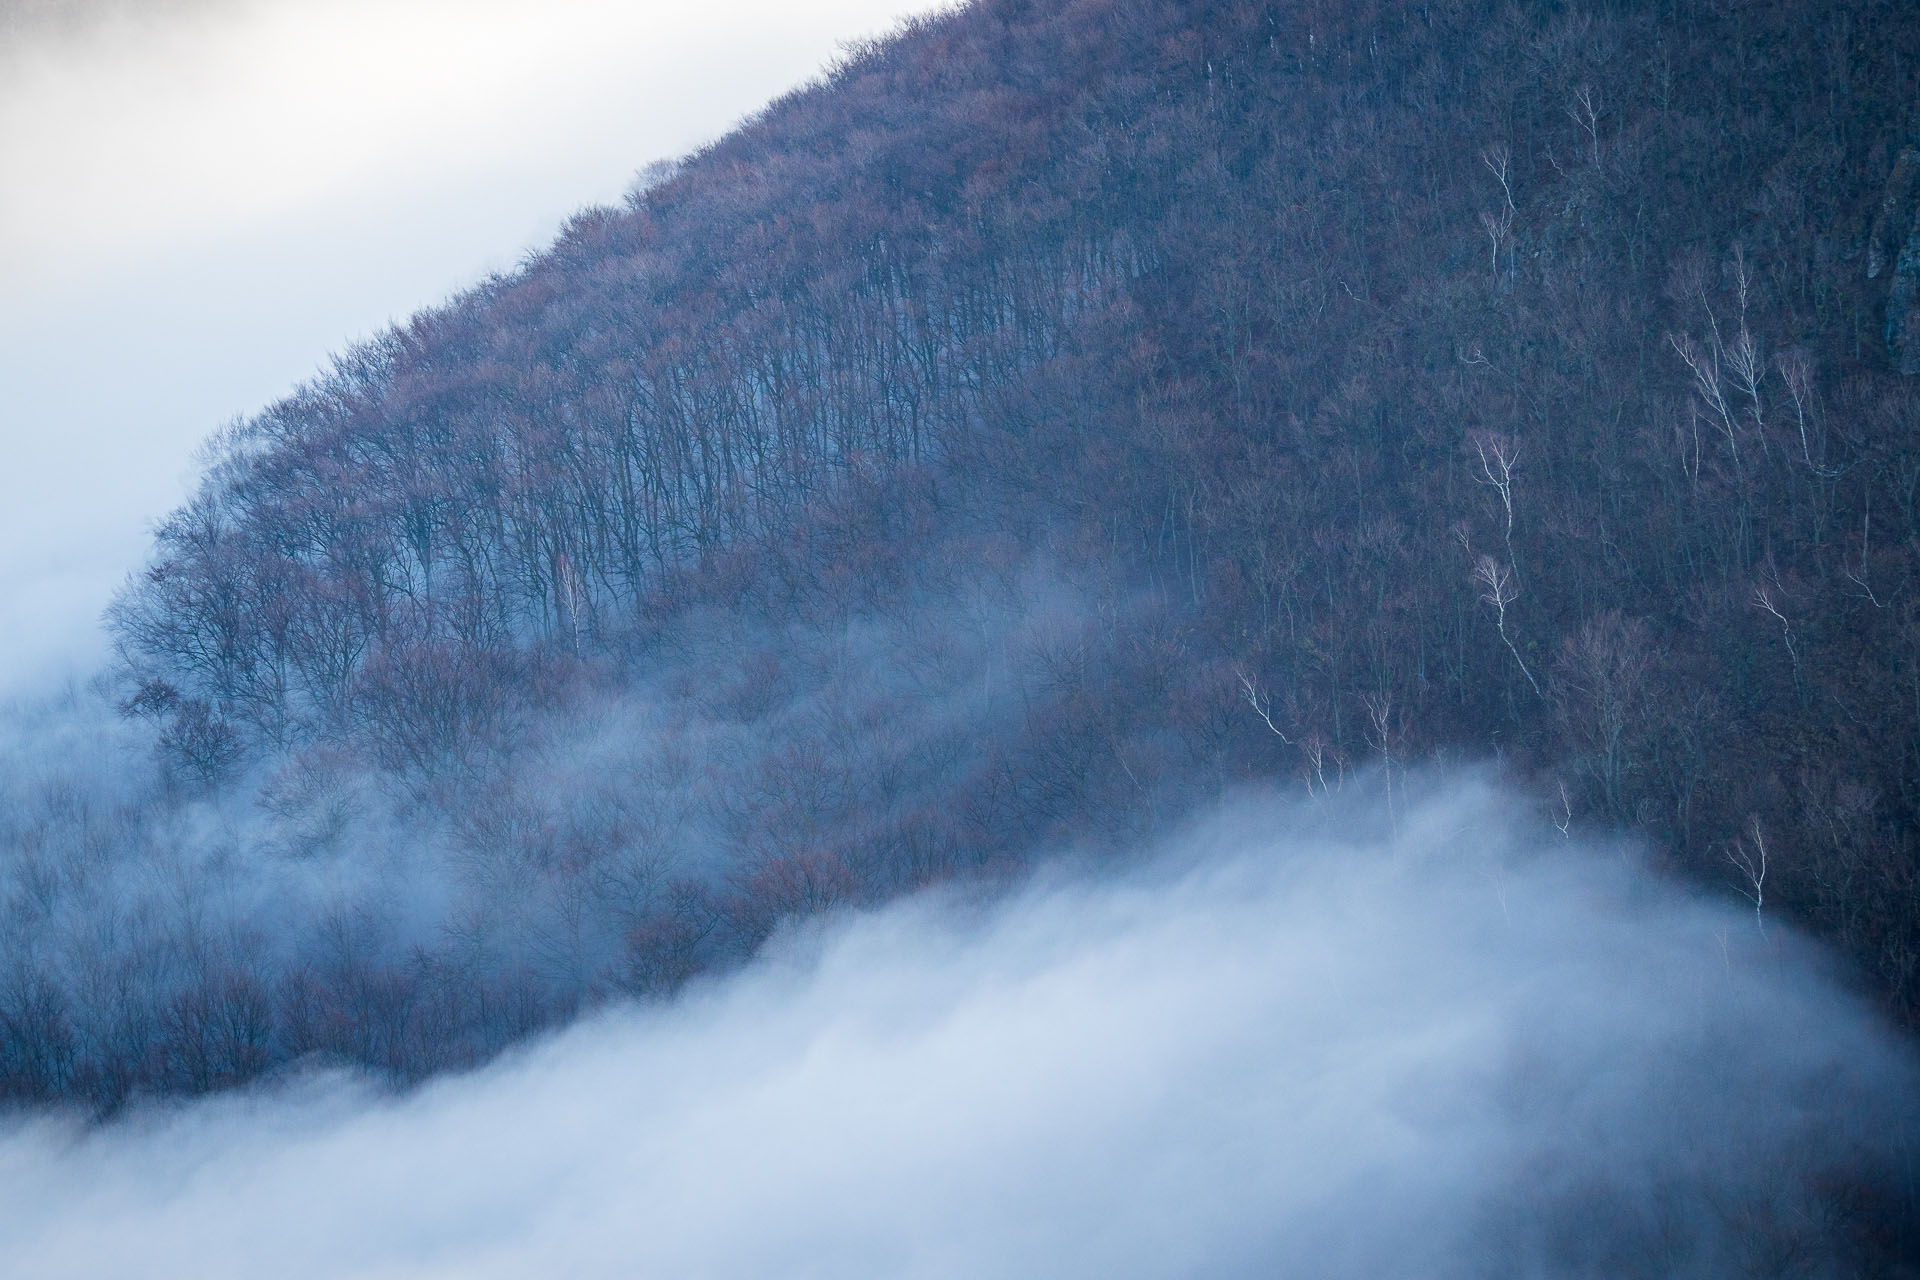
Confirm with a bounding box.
[6,0,1920,1117]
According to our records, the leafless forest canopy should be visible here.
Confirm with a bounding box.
[7,0,1920,1224]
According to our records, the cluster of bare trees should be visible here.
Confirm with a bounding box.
[111,9,1146,756]
[13,532,1202,1112]
[1045,0,1920,1017]
[61,0,1920,1103]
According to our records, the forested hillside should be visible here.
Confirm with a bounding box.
[9,0,1920,1114]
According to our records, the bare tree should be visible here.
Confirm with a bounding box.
[1727,816,1769,935]
[1480,142,1516,285]
[1775,347,1828,474]
[1568,84,1602,168]
[1474,555,1542,696]
[1469,431,1521,553]
[1236,667,1291,742]
[1751,581,1803,696]
[1361,689,1399,831]
[1669,331,1741,467]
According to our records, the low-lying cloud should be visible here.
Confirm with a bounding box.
[2,774,1911,1278]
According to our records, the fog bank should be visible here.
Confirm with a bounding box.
[2,776,1911,1278]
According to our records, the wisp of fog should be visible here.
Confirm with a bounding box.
[1,774,1910,1278]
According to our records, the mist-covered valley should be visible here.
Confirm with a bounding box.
[4,778,1916,1277]
[8,0,1920,1270]
[2,544,1172,1102]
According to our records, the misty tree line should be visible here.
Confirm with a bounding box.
[6,0,1918,1111]
[7,542,1185,1110]
[108,10,1145,767]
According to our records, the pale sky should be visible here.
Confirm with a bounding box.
[0,0,944,696]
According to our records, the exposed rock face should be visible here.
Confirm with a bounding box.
[1870,141,1920,374]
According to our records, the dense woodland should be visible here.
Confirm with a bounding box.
[7,0,1920,1144]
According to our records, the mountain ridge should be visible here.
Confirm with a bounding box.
[2,0,1918,1120]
